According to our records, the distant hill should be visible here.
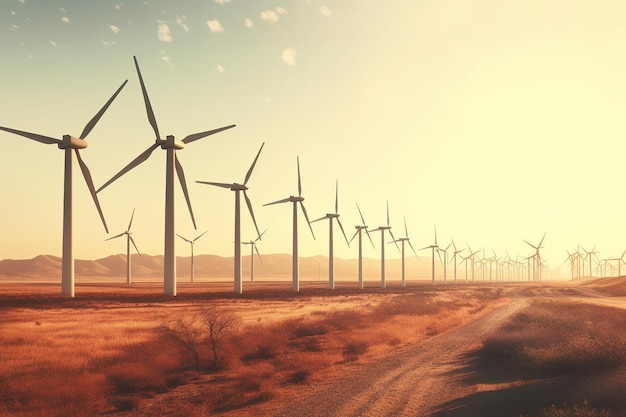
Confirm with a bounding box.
[0,253,440,282]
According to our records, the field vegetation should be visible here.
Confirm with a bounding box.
[0,284,502,416]
[474,301,626,417]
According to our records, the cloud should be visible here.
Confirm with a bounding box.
[213,0,231,3]
[61,16,70,23]
[49,40,57,47]
[261,10,279,23]
[176,15,189,32]
[215,64,225,73]
[276,7,287,15]
[245,18,253,28]
[206,19,223,33]
[10,24,18,31]
[281,48,296,66]
[157,21,172,42]
[115,4,121,10]
[319,6,332,17]
[109,24,120,34]
[160,50,172,65]
[10,10,16,15]
[19,0,25,3]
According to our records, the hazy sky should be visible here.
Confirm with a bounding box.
[1,0,626,278]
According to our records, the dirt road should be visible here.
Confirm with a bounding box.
[273,297,530,417]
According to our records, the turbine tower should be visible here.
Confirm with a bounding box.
[450,240,465,285]
[263,156,315,292]
[349,202,375,289]
[311,181,350,290]
[368,201,398,289]
[97,56,235,296]
[242,230,266,283]
[106,208,141,284]
[390,217,418,288]
[176,231,207,283]
[420,226,441,286]
[0,79,127,297]
[196,142,264,294]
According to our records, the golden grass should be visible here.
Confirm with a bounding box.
[0,283,503,416]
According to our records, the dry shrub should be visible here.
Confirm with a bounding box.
[536,401,616,417]
[241,344,276,363]
[294,322,330,337]
[204,374,276,412]
[342,340,369,362]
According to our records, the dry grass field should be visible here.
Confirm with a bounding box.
[0,279,625,417]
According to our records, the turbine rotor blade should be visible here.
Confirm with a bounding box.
[255,229,267,242]
[311,215,329,223]
[80,80,128,139]
[244,142,265,185]
[299,201,315,240]
[538,232,546,247]
[181,124,236,144]
[356,201,366,226]
[386,201,390,226]
[254,244,262,263]
[193,230,208,242]
[408,240,419,258]
[244,191,261,240]
[133,56,160,141]
[105,232,126,241]
[196,181,233,189]
[336,217,349,247]
[388,229,400,252]
[297,156,302,197]
[127,208,136,231]
[0,126,61,145]
[335,180,339,214]
[365,229,375,248]
[97,143,159,193]
[175,154,197,229]
[75,149,108,233]
[403,217,408,238]
[129,235,141,255]
[263,197,291,206]
[176,233,192,243]
[348,229,359,245]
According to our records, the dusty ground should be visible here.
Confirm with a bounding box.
[1,279,624,416]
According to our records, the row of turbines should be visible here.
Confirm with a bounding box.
[564,245,626,280]
[0,56,559,297]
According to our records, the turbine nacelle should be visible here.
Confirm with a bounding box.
[58,135,88,150]
[160,135,185,150]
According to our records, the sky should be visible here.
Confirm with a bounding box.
[1,0,626,279]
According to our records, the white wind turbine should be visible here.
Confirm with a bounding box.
[523,233,546,281]
[176,231,207,283]
[106,208,141,284]
[97,56,235,296]
[390,217,419,288]
[439,241,452,284]
[242,229,266,283]
[263,156,315,292]
[196,142,264,294]
[420,226,441,286]
[0,80,127,297]
[311,181,350,290]
[450,240,465,285]
[368,201,398,289]
[349,202,375,289]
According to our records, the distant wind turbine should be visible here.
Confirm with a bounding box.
[349,202,375,289]
[523,233,546,281]
[390,217,419,288]
[242,230,266,283]
[196,142,264,294]
[420,226,441,286]
[311,181,350,290]
[176,231,207,283]
[106,208,141,284]
[263,156,315,292]
[0,79,127,297]
[450,240,465,285]
[97,56,235,296]
[368,201,398,289]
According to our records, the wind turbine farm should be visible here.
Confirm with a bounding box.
[4,2,626,416]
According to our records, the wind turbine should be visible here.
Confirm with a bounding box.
[450,240,465,285]
[0,79,127,297]
[368,201,398,289]
[349,202,375,289]
[582,245,600,279]
[196,142,264,294]
[97,56,235,296]
[176,231,207,283]
[242,230,266,283]
[523,233,546,281]
[439,241,452,284]
[390,217,419,288]
[607,249,626,277]
[263,156,315,292]
[106,208,141,284]
[420,226,441,286]
[311,181,350,290]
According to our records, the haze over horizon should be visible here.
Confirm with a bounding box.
[1,1,626,279]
